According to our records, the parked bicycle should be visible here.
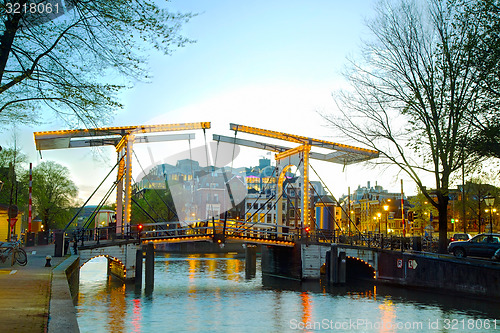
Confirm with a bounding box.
[0,240,27,266]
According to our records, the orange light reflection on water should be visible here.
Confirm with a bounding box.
[378,297,396,333]
[107,280,126,333]
[226,258,241,282]
[301,291,313,329]
[188,254,200,296]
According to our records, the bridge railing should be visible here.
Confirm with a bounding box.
[71,221,438,253]
[140,220,298,242]
[71,224,143,246]
[308,230,434,252]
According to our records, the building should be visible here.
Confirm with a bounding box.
[134,157,331,232]
[340,182,410,235]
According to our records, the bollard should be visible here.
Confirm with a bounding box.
[45,255,52,267]
[54,232,64,257]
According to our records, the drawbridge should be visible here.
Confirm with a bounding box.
[33,122,378,281]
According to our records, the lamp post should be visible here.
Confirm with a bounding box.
[377,212,382,235]
[484,195,495,234]
[383,204,389,236]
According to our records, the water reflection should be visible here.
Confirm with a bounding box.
[379,297,395,333]
[77,255,500,333]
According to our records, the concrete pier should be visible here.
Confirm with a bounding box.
[245,244,257,278]
[135,248,143,290]
[145,242,154,293]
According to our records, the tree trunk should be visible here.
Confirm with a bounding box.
[437,194,449,254]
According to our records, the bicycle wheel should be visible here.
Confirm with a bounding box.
[15,248,27,266]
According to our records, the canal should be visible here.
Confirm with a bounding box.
[76,253,500,332]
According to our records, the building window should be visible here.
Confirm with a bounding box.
[267,214,272,223]
[247,203,252,210]
[253,203,258,209]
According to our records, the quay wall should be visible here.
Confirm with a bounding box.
[263,242,500,299]
[377,251,500,299]
[49,255,80,333]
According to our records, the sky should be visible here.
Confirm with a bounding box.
[2,0,425,204]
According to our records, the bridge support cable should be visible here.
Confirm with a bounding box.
[308,182,342,231]
[82,174,123,231]
[241,163,278,219]
[130,197,169,231]
[77,174,124,245]
[309,163,363,237]
[63,154,125,233]
[132,189,164,225]
[238,158,303,236]
[309,182,343,241]
[234,159,303,236]
[213,139,238,217]
[132,150,179,223]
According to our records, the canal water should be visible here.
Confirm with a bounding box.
[76,253,500,332]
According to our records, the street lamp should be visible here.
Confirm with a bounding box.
[377,212,382,235]
[484,195,495,234]
[383,204,389,236]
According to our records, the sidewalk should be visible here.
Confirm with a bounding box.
[0,244,67,332]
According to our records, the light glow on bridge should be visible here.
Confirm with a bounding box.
[347,256,377,279]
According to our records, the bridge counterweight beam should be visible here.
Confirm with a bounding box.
[124,135,134,231]
[301,146,311,230]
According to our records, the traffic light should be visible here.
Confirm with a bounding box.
[304,226,311,233]
[451,219,455,224]
[137,224,143,240]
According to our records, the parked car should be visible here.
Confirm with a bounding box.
[449,233,471,242]
[448,233,500,258]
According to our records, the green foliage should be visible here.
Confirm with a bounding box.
[29,161,78,230]
[0,145,28,208]
[0,1,194,128]
[131,188,177,224]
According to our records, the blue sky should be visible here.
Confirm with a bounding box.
[3,0,422,203]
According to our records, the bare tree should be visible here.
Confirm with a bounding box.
[0,1,194,128]
[323,0,496,253]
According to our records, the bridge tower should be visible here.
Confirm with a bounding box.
[34,122,211,237]
[214,123,378,233]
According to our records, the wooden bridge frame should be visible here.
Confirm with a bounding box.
[214,123,378,233]
[34,122,211,237]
